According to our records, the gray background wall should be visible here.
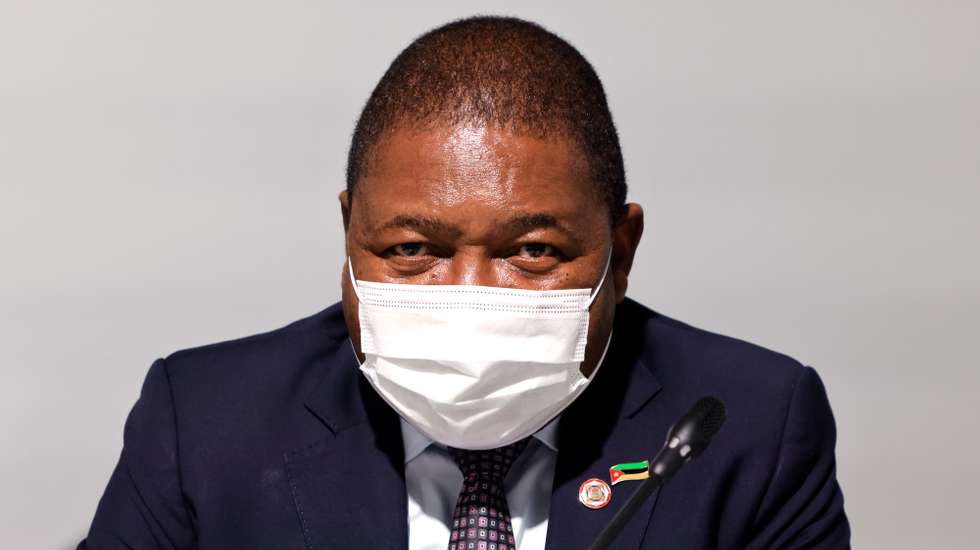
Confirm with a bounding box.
[2,1,977,548]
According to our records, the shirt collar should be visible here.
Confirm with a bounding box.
[400,417,560,464]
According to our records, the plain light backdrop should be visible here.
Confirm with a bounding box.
[2,1,978,548]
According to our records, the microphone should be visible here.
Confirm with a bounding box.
[586,396,727,550]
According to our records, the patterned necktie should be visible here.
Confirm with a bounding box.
[447,438,530,550]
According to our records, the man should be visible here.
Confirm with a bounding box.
[79,16,849,549]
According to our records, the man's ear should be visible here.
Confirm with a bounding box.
[611,203,644,304]
[339,190,352,233]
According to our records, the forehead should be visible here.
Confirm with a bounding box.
[354,125,604,229]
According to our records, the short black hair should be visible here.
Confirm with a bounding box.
[346,16,627,224]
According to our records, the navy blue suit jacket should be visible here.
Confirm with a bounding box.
[79,299,849,549]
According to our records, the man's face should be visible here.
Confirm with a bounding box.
[340,124,643,377]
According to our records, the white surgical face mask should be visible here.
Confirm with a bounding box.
[348,254,612,450]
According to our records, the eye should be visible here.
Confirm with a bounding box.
[518,243,556,258]
[390,243,428,257]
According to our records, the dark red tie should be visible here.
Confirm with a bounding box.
[447,439,530,550]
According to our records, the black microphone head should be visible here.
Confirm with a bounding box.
[664,396,727,459]
[690,396,727,439]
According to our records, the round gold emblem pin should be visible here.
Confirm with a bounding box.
[578,477,612,509]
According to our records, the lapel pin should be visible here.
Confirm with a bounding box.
[609,460,650,485]
[578,478,612,509]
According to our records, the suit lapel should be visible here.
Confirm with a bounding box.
[546,305,666,550]
[285,343,408,550]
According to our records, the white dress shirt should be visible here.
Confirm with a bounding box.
[402,418,559,550]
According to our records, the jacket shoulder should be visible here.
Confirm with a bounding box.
[621,298,807,395]
[618,297,820,459]
[158,302,348,390]
[164,302,348,370]
[154,303,350,454]
[617,302,847,545]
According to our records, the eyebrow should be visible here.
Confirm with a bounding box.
[499,213,574,236]
[379,215,463,237]
[376,212,574,237]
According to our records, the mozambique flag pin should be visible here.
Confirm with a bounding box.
[609,460,650,485]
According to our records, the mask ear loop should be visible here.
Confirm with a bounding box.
[347,257,365,303]
[587,249,613,306]
[346,258,368,366]
[583,250,614,381]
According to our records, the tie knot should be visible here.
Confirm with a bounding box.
[448,438,530,481]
